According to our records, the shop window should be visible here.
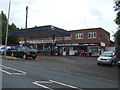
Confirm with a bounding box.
[76,33,83,39]
[88,47,99,55]
[88,32,97,39]
[73,47,77,50]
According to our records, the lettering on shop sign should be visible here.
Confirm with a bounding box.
[20,40,53,44]
[56,43,99,46]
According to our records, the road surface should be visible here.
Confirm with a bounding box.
[1,57,118,89]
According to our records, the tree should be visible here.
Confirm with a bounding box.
[114,0,120,59]
[0,11,20,45]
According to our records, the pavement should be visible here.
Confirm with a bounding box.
[0,55,20,60]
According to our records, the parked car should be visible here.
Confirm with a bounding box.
[6,46,17,56]
[0,46,5,55]
[117,60,120,67]
[44,48,51,55]
[97,51,117,66]
[0,46,11,55]
[11,46,37,59]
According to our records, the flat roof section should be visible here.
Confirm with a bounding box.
[9,25,71,39]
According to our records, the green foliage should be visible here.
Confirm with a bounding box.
[115,12,120,25]
[114,0,120,59]
[115,30,120,46]
[10,23,19,31]
[114,1,120,26]
[114,1,120,27]
[114,0,120,45]
[115,31,120,59]
[0,11,20,45]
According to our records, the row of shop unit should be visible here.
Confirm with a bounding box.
[56,45,104,56]
[56,42,105,56]
[17,26,113,56]
[21,40,105,56]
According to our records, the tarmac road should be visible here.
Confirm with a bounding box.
[1,57,118,89]
[9,56,118,82]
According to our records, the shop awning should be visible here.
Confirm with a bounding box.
[9,25,71,39]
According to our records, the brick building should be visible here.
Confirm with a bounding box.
[55,28,110,56]
[17,26,110,56]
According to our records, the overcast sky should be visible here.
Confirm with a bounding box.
[0,0,118,40]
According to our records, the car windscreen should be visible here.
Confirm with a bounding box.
[0,46,11,49]
[101,52,113,57]
[18,47,37,52]
[0,46,5,49]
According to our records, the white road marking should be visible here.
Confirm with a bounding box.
[49,80,79,89]
[8,66,27,75]
[33,80,81,90]
[35,81,53,84]
[0,69,12,75]
[12,73,27,75]
[0,65,27,75]
[33,81,54,90]
[0,65,9,69]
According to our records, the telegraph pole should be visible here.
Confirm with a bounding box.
[24,6,28,46]
[4,0,11,55]
[25,6,28,30]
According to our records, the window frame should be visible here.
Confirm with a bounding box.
[64,35,72,40]
[76,33,84,39]
[55,37,62,41]
[88,32,97,39]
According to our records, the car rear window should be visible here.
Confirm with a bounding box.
[17,46,36,52]
[101,52,113,57]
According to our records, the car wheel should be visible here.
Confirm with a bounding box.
[32,56,37,59]
[23,54,27,59]
[111,61,116,66]
[11,53,14,57]
[97,63,101,65]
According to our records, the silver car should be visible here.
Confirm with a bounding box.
[97,51,117,66]
[0,46,11,55]
[117,60,120,67]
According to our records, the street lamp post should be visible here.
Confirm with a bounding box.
[4,0,11,55]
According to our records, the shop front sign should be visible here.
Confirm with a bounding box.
[20,40,53,44]
[56,43,100,46]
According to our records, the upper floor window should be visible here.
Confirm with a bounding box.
[88,32,97,39]
[76,33,84,39]
[107,36,110,41]
[55,37,62,41]
[64,36,72,40]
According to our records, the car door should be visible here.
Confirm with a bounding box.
[112,54,117,62]
[17,47,24,57]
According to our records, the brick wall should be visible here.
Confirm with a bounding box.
[56,28,110,47]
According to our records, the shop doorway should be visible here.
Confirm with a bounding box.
[80,46,87,51]
[79,46,88,56]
